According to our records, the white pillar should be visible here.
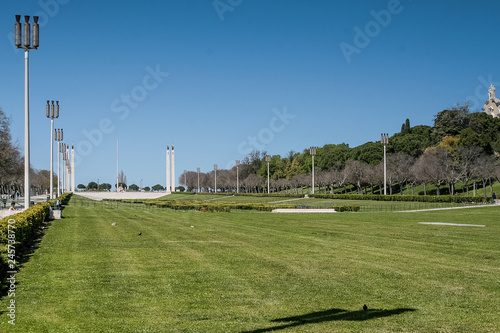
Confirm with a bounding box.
[171,145,175,192]
[71,144,75,192]
[166,145,171,193]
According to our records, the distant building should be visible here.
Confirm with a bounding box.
[483,84,500,118]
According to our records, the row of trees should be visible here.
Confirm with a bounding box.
[77,181,168,192]
[1,107,56,196]
[179,146,499,196]
[179,104,500,196]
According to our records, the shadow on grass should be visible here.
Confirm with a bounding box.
[242,307,417,333]
[0,219,54,315]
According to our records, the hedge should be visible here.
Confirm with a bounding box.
[177,192,493,204]
[0,192,72,280]
[0,203,50,280]
[310,193,494,204]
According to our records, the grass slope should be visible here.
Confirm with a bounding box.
[1,201,499,332]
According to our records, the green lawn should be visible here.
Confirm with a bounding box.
[1,198,499,332]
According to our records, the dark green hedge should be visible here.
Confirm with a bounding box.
[310,193,493,204]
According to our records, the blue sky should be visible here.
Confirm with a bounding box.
[1,0,499,188]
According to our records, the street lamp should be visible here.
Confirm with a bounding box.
[214,164,218,193]
[15,15,39,208]
[310,147,317,194]
[46,101,59,199]
[54,129,63,196]
[184,170,187,191]
[235,160,240,193]
[197,168,200,193]
[61,144,67,193]
[265,155,271,194]
[381,133,389,195]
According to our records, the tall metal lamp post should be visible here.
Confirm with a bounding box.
[15,15,39,208]
[235,160,240,193]
[310,147,317,194]
[54,129,63,196]
[46,101,59,198]
[61,144,67,193]
[214,164,218,193]
[381,133,389,195]
[197,168,200,193]
[265,155,271,194]
[183,170,187,191]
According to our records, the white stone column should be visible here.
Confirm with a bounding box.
[166,145,171,193]
[71,144,75,192]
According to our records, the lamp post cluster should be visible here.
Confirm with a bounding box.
[310,147,317,194]
[235,160,240,194]
[381,133,389,195]
[14,15,76,205]
[214,164,218,193]
[59,144,75,194]
[46,101,59,199]
[54,129,63,196]
[265,156,271,194]
[15,15,39,208]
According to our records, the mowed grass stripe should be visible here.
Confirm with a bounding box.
[1,203,499,332]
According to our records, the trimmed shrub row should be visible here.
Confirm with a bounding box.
[180,192,492,204]
[0,192,72,280]
[109,198,360,213]
[310,193,494,204]
[0,203,50,280]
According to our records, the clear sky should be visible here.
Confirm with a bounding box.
[1,0,499,188]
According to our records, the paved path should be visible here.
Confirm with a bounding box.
[272,208,337,213]
[396,203,499,213]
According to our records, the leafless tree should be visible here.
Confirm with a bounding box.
[345,159,367,194]
[241,174,262,193]
[386,153,416,195]
[413,147,450,195]
[476,154,496,198]
[456,146,484,196]
[363,163,381,195]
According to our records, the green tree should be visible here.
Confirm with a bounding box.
[284,153,306,179]
[144,186,151,192]
[87,181,98,190]
[318,143,351,170]
[129,184,139,191]
[350,142,383,165]
[152,184,164,191]
[99,183,112,191]
[431,103,470,144]
[390,125,432,157]
[400,118,411,135]
[77,184,86,190]
[458,128,482,148]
